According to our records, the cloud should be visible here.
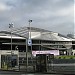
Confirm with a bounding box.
[0,0,74,35]
[0,3,13,11]
[74,1,75,33]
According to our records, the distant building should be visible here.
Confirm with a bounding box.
[67,34,75,39]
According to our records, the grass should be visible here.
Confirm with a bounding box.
[54,55,75,59]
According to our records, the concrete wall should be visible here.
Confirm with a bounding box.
[19,52,31,57]
[0,50,18,55]
[72,50,75,55]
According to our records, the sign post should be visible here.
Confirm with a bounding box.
[28,39,32,46]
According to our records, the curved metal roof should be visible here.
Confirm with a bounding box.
[0,27,72,41]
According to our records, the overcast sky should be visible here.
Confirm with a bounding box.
[0,0,74,35]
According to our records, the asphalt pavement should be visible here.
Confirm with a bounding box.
[0,70,75,75]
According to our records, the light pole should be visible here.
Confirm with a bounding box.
[28,20,32,39]
[9,23,14,69]
[26,20,32,72]
[28,19,33,67]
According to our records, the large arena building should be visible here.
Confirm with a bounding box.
[0,27,74,70]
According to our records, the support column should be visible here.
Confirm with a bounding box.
[0,54,1,69]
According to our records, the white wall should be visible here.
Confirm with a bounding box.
[72,50,75,55]
[0,50,18,55]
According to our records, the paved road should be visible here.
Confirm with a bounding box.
[0,71,61,75]
[0,70,75,75]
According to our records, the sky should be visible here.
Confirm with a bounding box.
[0,0,74,35]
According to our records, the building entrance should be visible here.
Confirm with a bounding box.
[36,54,54,72]
[1,55,18,70]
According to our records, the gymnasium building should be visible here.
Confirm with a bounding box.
[0,27,73,70]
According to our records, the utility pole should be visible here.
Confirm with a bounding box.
[9,23,14,69]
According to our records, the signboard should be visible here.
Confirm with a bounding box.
[28,39,32,46]
[32,50,59,56]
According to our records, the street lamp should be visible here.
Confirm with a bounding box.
[28,19,33,68]
[28,20,32,39]
[26,20,32,72]
[9,23,14,69]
